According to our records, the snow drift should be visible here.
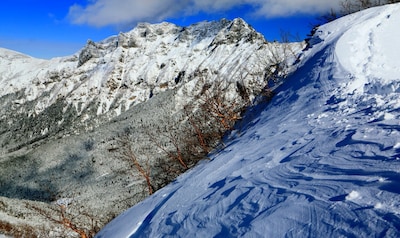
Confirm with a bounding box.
[97,4,400,237]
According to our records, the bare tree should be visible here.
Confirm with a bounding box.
[309,0,399,33]
[115,130,154,195]
[185,108,211,154]
[57,205,92,238]
[340,0,398,17]
[147,127,188,170]
[28,202,100,238]
[197,80,244,131]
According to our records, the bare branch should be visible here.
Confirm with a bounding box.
[115,132,154,195]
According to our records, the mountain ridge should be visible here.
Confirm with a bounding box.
[1,17,297,155]
[0,17,303,237]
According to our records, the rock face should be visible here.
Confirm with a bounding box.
[0,18,303,236]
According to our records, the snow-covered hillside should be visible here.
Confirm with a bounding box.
[97,4,400,237]
[0,18,304,237]
[0,18,301,155]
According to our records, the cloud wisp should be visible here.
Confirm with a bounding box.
[67,0,342,27]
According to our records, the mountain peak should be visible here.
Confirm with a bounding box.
[210,17,265,46]
[76,18,266,68]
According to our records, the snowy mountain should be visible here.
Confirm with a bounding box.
[0,18,301,154]
[96,4,400,238]
[0,18,303,236]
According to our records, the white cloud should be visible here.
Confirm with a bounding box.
[253,0,341,17]
[67,0,342,27]
[68,0,181,27]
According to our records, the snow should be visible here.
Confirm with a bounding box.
[335,4,400,94]
[1,18,305,237]
[56,197,74,207]
[0,19,281,119]
[96,4,400,238]
[345,190,361,201]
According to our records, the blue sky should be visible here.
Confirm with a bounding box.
[0,0,342,59]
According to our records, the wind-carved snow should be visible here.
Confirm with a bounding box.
[96,4,400,238]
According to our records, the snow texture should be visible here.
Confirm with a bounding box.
[96,4,400,238]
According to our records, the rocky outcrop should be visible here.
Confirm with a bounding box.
[78,40,104,67]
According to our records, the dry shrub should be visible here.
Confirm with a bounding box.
[28,202,100,238]
[0,220,38,238]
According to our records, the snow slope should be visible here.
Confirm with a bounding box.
[96,4,400,237]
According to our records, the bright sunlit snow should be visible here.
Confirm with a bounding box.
[96,4,400,237]
[0,19,294,119]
